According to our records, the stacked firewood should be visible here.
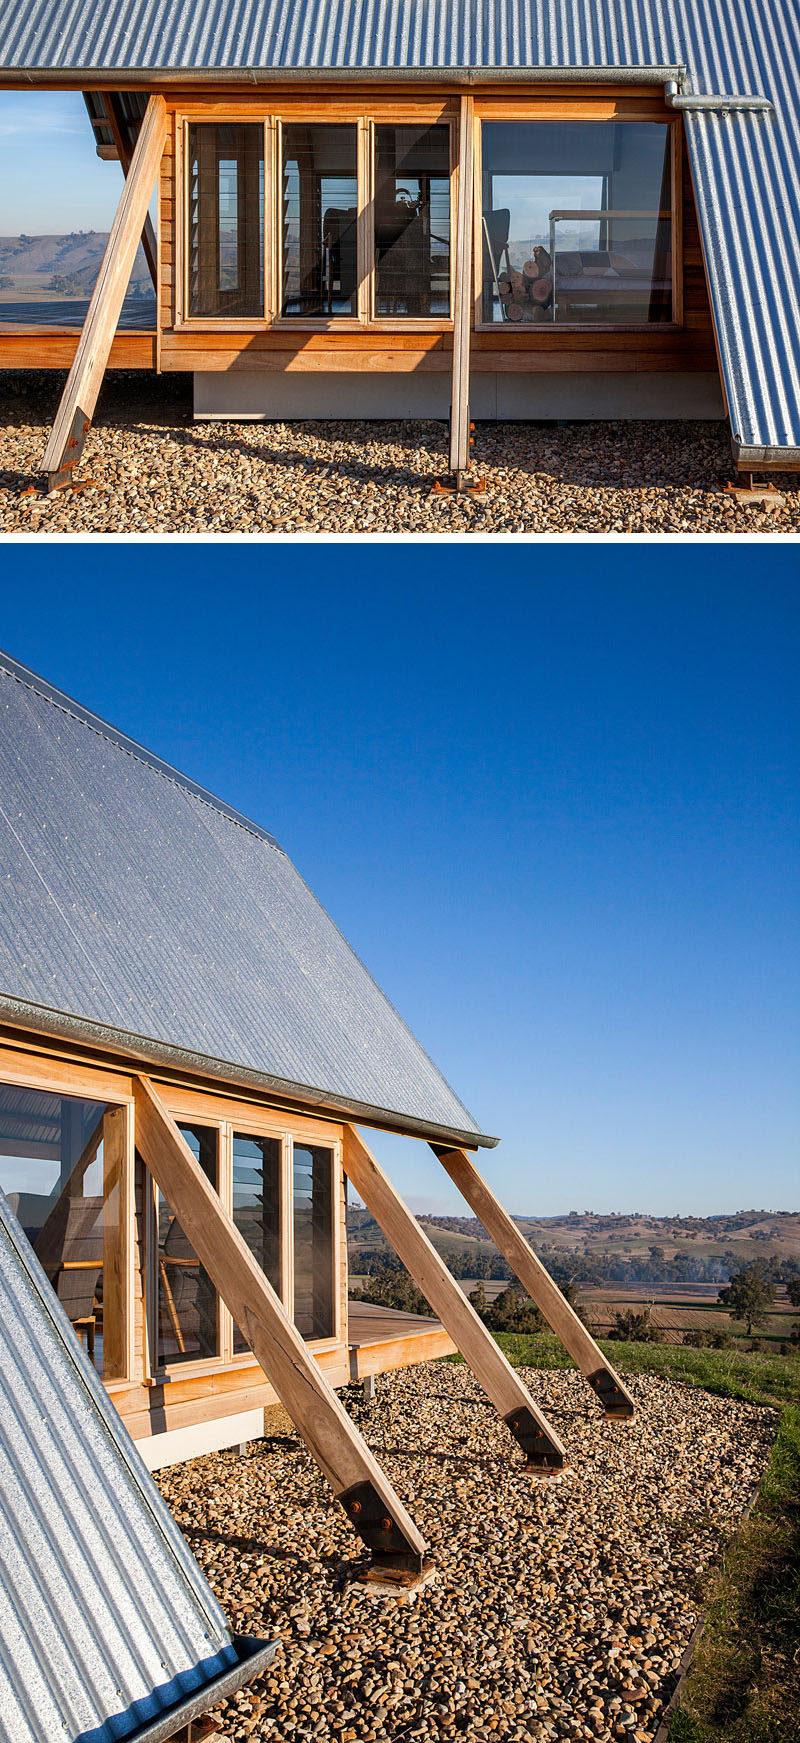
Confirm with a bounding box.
[497,245,553,321]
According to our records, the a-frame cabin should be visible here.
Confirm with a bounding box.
[0,649,632,1580]
[1,0,800,488]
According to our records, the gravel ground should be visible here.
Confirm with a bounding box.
[156,1364,775,1742]
[1,370,799,534]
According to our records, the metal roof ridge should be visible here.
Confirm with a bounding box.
[0,648,285,851]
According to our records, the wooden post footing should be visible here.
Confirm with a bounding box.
[504,1406,565,1474]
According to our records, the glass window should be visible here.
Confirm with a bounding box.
[281,125,358,317]
[293,1144,334,1339]
[374,125,451,316]
[188,123,264,317]
[156,1123,219,1366]
[0,1083,125,1378]
[481,122,672,325]
[232,1132,282,1353]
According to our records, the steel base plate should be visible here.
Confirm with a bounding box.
[725,478,785,510]
[354,1558,437,1599]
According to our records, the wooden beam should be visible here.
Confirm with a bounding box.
[448,93,474,479]
[342,1125,566,1472]
[33,1118,104,1275]
[41,94,167,491]
[431,1145,636,1419]
[104,94,159,292]
[133,1074,428,1574]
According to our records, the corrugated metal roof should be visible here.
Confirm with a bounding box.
[0,652,487,1146]
[1,0,798,456]
[0,1185,242,1743]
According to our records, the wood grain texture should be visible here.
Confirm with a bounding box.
[431,1145,636,1417]
[133,1073,427,1556]
[42,96,167,474]
[450,93,474,472]
[343,1124,566,1461]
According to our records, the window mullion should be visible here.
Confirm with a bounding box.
[284,1134,294,1319]
[358,117,373,325]
[219,1122,233,1363]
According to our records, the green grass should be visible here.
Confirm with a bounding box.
[489,1331,800,1410]
[482,1332,800,1742]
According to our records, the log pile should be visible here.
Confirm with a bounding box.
[497,245,553,322]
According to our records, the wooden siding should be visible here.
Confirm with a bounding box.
[0,88,716,379]
[158,86,717,379]
[0,331,156,369]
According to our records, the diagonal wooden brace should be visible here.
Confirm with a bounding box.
[343,1125,566,1473]
[133,1075,428,1576]
[41,94,166,493]
[431,1145,636,1420]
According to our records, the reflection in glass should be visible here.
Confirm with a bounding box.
[157,1124,219,1365]
[188,123,264,317]
[281,125,359,317]
[0,1083,122,1376]
[481,122,672,325]
[232,1132,281,1353]
[374,125,451,316]
[293,1144,334,1339]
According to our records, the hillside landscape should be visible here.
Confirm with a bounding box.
[348,1204,800,1347]
[0,232,150,304]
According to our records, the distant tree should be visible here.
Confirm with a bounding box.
[0,274,12,290]
[484,1283,544,1336]
[786,1279,800,1308]
[468,1281,487,1314]
[351,1264,429,1316]
[608,1307,663,1344]
[48,272,81,294]
[718,1266,775,1336]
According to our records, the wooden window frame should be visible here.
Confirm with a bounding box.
[176,116,271,331]
[175,102,458,335]
[364,115,457,333]
[289,1133,343,1350]
[148,1111,228,1380]
[0,1047,136,1385]
[473,103,683,334]
[145,1090,343,1377]
[274,114,365,331]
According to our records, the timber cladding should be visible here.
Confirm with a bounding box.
[157,85,717,377]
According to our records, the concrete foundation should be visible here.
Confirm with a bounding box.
[136,1406,266,1471]
[194,370,726,422]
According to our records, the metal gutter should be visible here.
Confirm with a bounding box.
[1,63,686,87]
[0,995,498,1148]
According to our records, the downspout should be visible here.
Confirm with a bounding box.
[665,78,772,112]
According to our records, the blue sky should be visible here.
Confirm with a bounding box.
[1,554,798,1218]
[0,93,123,232]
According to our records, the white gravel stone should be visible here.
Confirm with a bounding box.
[155,1364,775,1741]
[1,372,798,534]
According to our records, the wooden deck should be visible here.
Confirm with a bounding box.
[346,1300,456,1381]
